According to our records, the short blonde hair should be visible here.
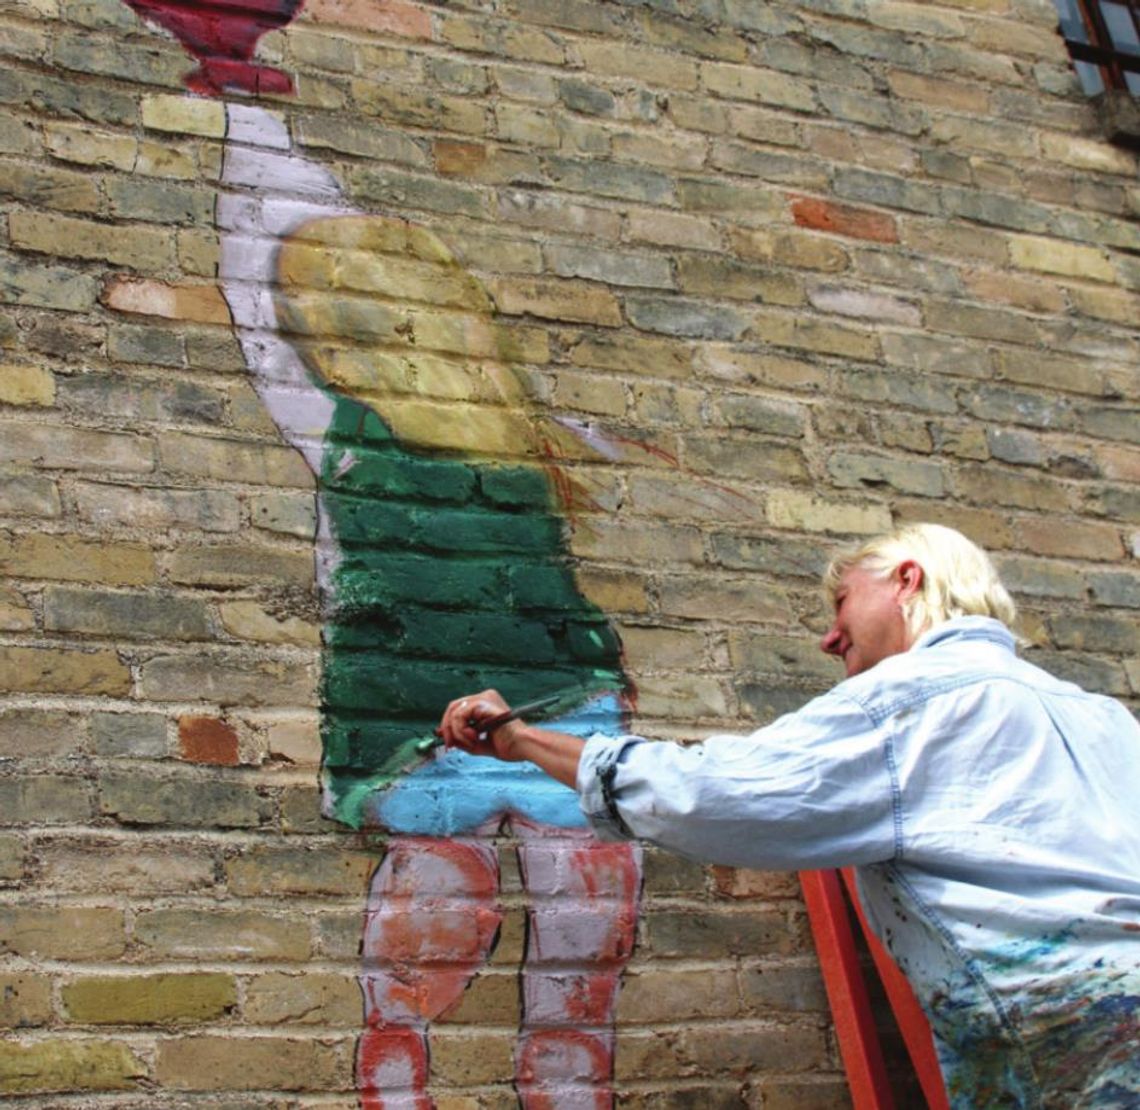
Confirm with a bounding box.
[823,523,1017,642]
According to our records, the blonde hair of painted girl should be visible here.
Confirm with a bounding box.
[823,523,1018,644]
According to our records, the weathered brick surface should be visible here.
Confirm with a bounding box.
[61,972,238,1024]
[1,0,1137,1104]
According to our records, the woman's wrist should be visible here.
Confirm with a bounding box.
[507,724,585,788]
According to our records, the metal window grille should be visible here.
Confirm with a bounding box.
[1055,0,1140,95]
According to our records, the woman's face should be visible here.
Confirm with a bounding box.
[820,562,919,677]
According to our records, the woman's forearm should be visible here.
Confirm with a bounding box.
[508,724,586,789]
[437,690,587,788]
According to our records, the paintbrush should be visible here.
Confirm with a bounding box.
[416,689,590,752]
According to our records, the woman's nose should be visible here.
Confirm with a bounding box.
[820,625,843,656]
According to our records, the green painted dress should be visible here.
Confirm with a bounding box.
[317,391,628,832]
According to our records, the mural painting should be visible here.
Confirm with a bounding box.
[126,4,646,1106]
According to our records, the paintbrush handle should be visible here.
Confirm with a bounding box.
[421,688,591,752]
[475,692,566,736]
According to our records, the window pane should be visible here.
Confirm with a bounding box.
[1055,0,1092,42]
[1128,69,1140,92]
[1100,1,1140,53]
[1075,58,1107,93]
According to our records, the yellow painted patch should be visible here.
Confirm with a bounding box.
[274,213,575,463]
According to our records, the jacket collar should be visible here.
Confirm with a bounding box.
[913,615,1015,653]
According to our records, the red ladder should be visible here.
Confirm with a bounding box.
[799,868,950,1110]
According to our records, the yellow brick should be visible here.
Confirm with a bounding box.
[627,207,720,251]
[486,277,622,326]
[437,968,520,1024]
[752,313,879,361]
[0,645,131,696]
[894,503,1014,550]
[156,1035,348,1090]
[766,490,891,535]
[886,69,989,113]
[160,433,315,489]
[771,230,850,274]
[8,212,174,270]
[177,229,222,277]
[0,533,156,585]
[1015,517,1126,562]
[573,520,704,565]
[0,585,34,630]
[0,906,127,960]
[695,345,828,392]
[631,673,729,719]
[969,16,1072,61]
[570,332,694,380]
[8,0,57,14]
[219,601,321,646]
[224,845,374,897]
[264,715,322,765]
[0,973,52,1027]
[429,1029,514,1087]
[136,139,198,180]
[576,39,700,89]
[1069,285,1140,326]
[62,973,237,1025]
[657,575,790,624]
[39,842,215,895]
[0,363,56,406]
[955,465,1069,513]
[141,94,228,138]
[553,369,627,416]
[242,972,360,1026]
[1040,131,1137,176]
[617,967,739,1024]
[964,269,1066,314]
[1093,442,1140,483]
[1009,235,1116,282]
[0,1040,146,1095]
[576,568,651,614]
[493,103,559,148]
[44,123,137,170]
[619,623,708,669]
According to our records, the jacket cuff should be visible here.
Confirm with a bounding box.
[577,734,640,840]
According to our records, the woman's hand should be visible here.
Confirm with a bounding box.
[438,690,588,788]
[437,689,527,761]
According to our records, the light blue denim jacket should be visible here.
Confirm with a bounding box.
[578,617,1140,1107]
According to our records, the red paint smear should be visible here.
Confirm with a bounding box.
[121,0,305,95]
[562,973,618,1024]
[571,843,641,904]
[517,1029,612,1108]
[357,1026,431,1110]
[363,838,502,1019]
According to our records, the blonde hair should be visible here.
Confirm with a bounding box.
[822,523,1017,642]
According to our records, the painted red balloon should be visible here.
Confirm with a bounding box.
[122,0,305,94]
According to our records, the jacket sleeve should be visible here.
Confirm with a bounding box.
[576,688,899,870]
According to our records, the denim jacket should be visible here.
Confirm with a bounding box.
[578,617,1140,1107]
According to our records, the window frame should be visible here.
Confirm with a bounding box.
[1054,0,1140,148]
[1062,0,1140,94]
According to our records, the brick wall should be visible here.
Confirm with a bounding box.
[1,0,1137,1105]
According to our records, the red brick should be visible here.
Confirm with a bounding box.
[178,716,239,766]
[790,196,898,243]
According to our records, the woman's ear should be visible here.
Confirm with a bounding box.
[896,559,924,602]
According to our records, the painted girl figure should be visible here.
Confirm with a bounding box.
[216,102,643,1108]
